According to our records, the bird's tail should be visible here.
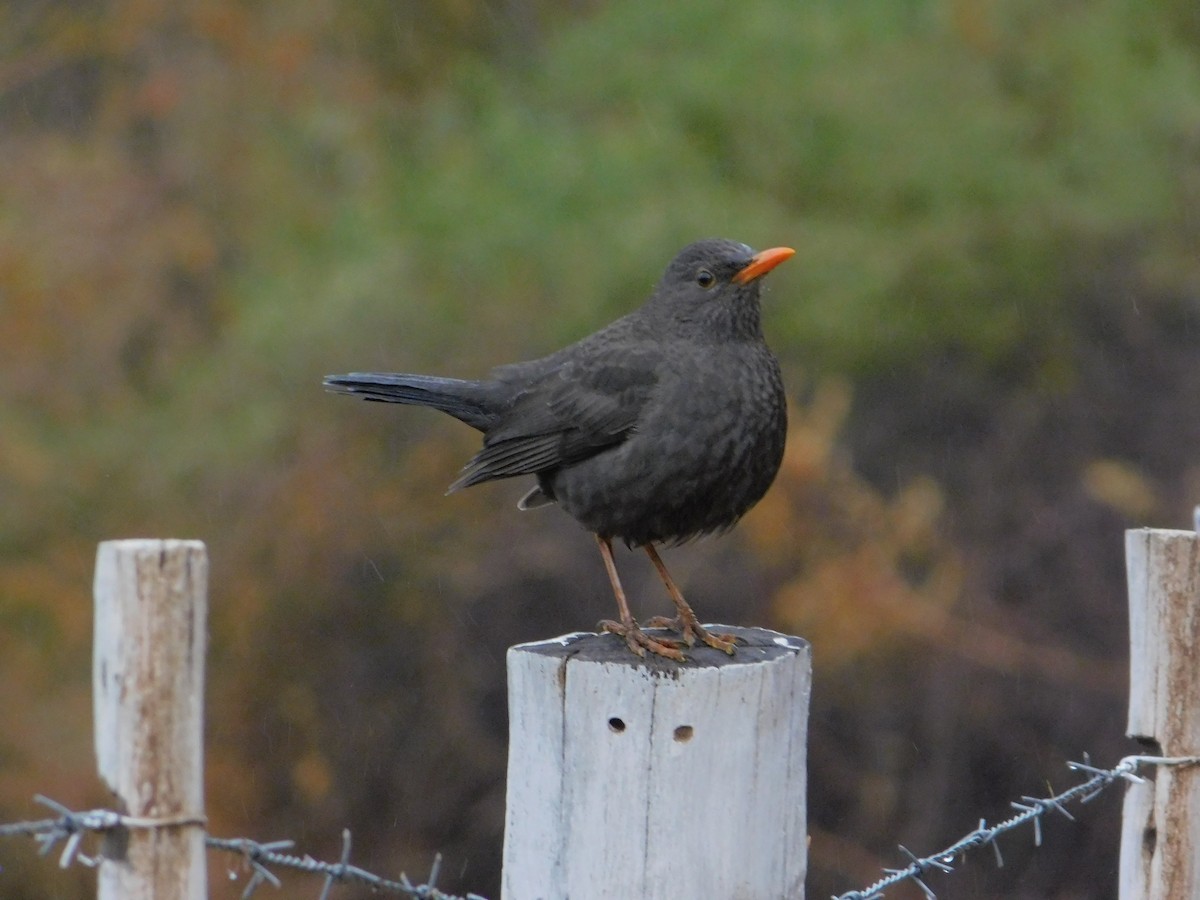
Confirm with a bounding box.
[323,372,495,430]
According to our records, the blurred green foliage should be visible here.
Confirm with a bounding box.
[172,0,1200,406]
[330,0,1199,370]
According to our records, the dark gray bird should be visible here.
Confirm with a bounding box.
[325,238,793,660]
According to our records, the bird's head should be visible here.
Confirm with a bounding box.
[650,239,795,340]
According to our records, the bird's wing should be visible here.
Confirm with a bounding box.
[447,344,659,492]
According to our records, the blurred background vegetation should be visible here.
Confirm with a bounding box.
[2,0,1198,897]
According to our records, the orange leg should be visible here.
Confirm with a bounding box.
[594,536,685,662]
[642,543,737,655]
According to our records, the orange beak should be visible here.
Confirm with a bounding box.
[732,246,796,285]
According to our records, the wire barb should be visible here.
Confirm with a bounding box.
[832,754,1200,900]
[317,829,353,900]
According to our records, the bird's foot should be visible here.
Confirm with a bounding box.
[598,619,687,662]
[644,615,738,655]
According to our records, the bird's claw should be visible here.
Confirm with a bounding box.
[598,619,687,662]
[645,615,737,655]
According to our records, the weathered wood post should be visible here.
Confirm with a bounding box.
[1120,528,1200,900]
[93,539,208,900]
[502,626,810,900]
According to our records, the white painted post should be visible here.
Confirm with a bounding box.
[93,539,208,900]
[502,627,810,900]
[1120,528,1200,900]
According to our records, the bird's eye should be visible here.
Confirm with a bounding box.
[696,269,716,288]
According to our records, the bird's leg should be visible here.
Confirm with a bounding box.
[594,535,686,662]
[642,543,737,655]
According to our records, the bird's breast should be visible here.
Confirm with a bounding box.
[547,343,786,545]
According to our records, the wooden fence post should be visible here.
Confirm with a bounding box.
[1120,528,1200,900]
[502,626,810,900]
[93,539,208,900]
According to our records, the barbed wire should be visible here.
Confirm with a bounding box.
[833,753,1200,900]
[4,754,1198,899]
[0,795,487,900]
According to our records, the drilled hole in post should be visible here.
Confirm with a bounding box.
[608,717,626,733]
[673,725,694,742]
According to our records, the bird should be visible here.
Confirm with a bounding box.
[325,238,793,661]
